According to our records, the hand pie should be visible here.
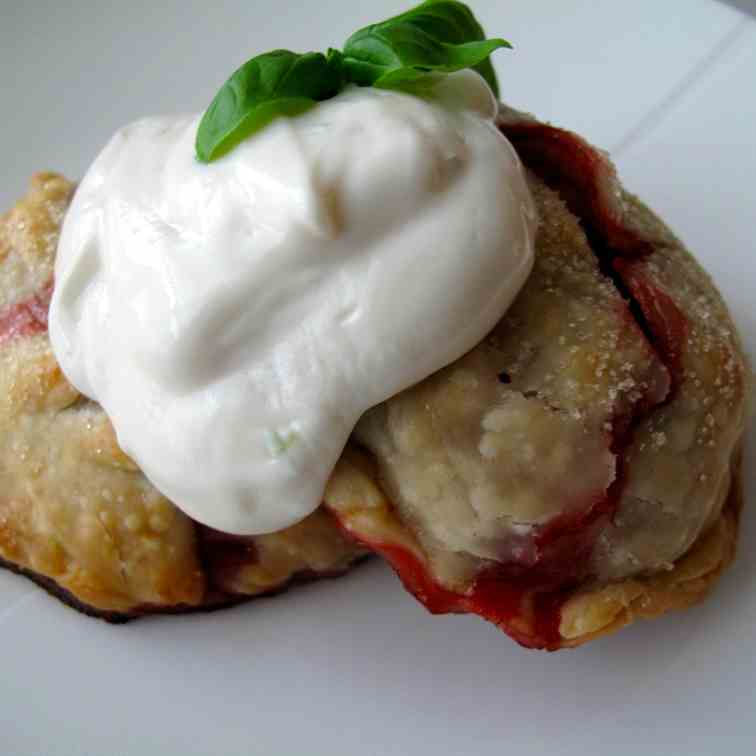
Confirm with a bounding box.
[324,109,749,649]
[0,173,365,620]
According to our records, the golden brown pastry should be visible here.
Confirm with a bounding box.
[323,110,749,649]
[0,173,365,619]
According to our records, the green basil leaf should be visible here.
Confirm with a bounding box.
[196,49,343,162]
[343,1,509,96]
[378,38,508,91]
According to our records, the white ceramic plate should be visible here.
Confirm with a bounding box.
[2,2,755,754]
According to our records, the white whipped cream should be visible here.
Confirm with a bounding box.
[50,70,536,535]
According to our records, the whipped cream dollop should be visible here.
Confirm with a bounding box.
[50,70,536,535]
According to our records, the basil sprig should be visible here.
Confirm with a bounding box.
[343,1,508,95]
[196,1,509,163]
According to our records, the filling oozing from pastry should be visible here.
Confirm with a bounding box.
[49,70,537,536]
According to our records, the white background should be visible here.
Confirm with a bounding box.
[1,2,755,754]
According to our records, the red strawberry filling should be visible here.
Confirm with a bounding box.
[0,280,53,345]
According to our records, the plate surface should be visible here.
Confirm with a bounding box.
[1,2,755,754]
